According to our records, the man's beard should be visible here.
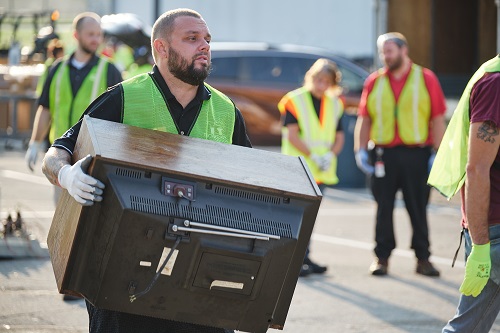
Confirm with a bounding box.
[80,42,96,55]
[80,42,96,54]
[386,54,403,71]
[168,46,211,86]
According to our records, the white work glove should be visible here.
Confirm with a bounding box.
[318,151,334,171]
[58,154,105,206]
[355,148,374,175]
[25,141,43,172]
[310,153,324,169]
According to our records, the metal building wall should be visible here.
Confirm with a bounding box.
[115,0,375,58]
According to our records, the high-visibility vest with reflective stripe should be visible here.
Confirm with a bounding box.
[366,64,431,145]
[49,56,108,142]
[121,73,235,143]
[428,55,500,199]
[279,87,343,185]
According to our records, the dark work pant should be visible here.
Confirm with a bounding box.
[304,183,327,261]
[369,146,431,260]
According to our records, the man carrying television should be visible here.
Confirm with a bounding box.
[41,8,250,333]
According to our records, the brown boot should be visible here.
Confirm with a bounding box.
[416,260,440,277]
[369,258,388,276]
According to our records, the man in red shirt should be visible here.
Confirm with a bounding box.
[354,32,446,276]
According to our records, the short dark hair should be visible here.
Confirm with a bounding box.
[150,8,203,63]
[151,8,202,44]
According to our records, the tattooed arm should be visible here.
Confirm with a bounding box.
[466,120,500,245]
[42,147,72,186]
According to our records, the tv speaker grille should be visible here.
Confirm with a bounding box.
[131,196,180,216]
[129,196,292,238]
[116,168,142,179]
[214,186,281,205]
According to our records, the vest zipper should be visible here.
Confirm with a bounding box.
[163,99,182,135]
[150,73,186,135]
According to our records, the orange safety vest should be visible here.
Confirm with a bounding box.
[279,87,343,185]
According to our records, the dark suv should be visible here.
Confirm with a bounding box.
[206,42,370,146]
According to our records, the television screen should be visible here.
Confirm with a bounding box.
[48,116,322,333]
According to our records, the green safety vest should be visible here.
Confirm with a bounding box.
[428,55,500,199]
[366,64,431,145]
[279,87,343,185]
[121,73,235,143]
[49,56,109,142]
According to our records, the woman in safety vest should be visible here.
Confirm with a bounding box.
[278,58,345,277]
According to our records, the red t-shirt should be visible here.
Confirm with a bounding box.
[461,72,500,227]
[358,63,447,147]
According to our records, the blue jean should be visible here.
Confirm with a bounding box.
[443,224,500,333]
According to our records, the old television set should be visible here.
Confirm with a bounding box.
[48,116,322,333]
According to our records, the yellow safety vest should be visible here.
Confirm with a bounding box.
[366,64,431,145]
[428,55,500,199]
[279,87,343,185]
[49,56,109,142]
[121,73,235,143]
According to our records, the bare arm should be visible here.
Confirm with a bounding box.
[42,146,72,186]
[431,114,446,151]
[354,116,371,152]
[466,121,500,245]
[30,106,51,142]
[287,124,311,156]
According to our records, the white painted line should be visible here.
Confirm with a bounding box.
[312,233,373,250]
[0,209,464,267]
[319,206,459,216]
[0,170,52,186]
[311,233,464,267]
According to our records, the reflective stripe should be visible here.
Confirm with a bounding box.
[54,58,106,108]
[375,76,385,142]
[412,66,421,142]
[91,58,106,101]
[53,59,69,129]
[295,93,313,147]
[367,65,430,145]
[279,87,343,185]
[49,56,109,142]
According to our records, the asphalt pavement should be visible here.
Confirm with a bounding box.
[1,139,499,333]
